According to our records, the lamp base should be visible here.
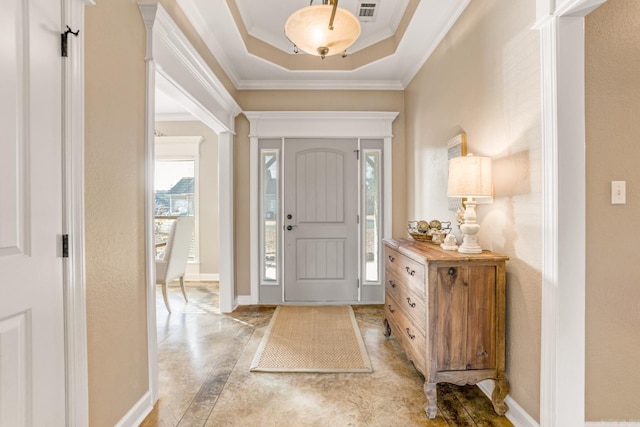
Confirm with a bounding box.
[458,199,483,254]
[458,242,483,254]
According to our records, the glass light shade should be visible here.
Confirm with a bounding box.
[285,4,361,57]
[447,155,493,198]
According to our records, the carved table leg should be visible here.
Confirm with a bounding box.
[423,382,437,419]
[491,377,510,415]
[383,318,391,339]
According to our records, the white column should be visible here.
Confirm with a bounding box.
[537,1,607,424]
[383,136,393,239]
[249,135,259,303]
[139,2,160,405]
[539,16,586,426]
[218,132,235,313]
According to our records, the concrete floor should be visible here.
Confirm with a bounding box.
[141,282,513,427]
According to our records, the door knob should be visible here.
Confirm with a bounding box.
[286,225,297,231]
[287,214,293,219]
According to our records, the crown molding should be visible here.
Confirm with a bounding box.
[400,0,470,87]
[139,2,241,133]
[178,0,470,91]
[177,0,243,89]
[236,79,405,91]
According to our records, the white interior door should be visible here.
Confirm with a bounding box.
[283,139,359,302]
[0,0,66,425]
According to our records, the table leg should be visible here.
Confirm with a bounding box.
[423,382,437,419]
[491,377,510,415]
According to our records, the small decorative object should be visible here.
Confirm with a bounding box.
[440,234,458,250]
[455,207,465,229]
[416,220,430,232]
[431,231,445,245]
[428,219,441,230]
[407,220,451,243]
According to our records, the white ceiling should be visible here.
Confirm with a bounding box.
[156,0,470,117]
[235,0,409,55]
[155,88,196,121]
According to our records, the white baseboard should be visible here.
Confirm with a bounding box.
[586,423,640,426]
[477,380,539,427]
[184,273,219,281]
[114,390,153,427]
[236,295,253,306]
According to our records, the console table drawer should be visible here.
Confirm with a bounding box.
[384,293,426,370]
[385,270,426,332]
[385,246,426,298]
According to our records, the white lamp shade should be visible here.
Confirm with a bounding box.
[285,4,361,57]
[447,155,493,198]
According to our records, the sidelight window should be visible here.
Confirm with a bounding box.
[362,149,382,283]
[261,150,279,283]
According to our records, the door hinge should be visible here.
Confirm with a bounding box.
[357,214,360,224]
[61,26,80,57]
[354,149,360,160]
[357,278,360,288]
[62,234,69,258]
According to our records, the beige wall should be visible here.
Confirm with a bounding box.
[155,121,220,276]
[83,0,640,423]
[85,2,148,425]
[85,0,233,424]
[403,0,542,420]
[585,0,640,420]
[233,91,406,296]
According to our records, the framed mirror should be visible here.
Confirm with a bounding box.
[447,132,467,212]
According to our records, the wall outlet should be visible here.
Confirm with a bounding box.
[611,181,626,204]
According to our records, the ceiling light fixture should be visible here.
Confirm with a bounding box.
[285,0,361,59]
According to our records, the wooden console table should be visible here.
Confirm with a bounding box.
[383,238,509,418]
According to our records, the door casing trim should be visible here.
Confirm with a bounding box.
[64,0,92,424]
[535,0,608,424]
[245,111,398,305]
[139,1,241,415]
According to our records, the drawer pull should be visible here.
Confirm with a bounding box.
[388,255,395,262]
[389,280,396,288]
[406,297,416,308]
[405,328,416,340]
[448,267,456,276]
[387,304,395,314]
[405,267,415,276]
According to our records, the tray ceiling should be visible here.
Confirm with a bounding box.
[176,0,471,90]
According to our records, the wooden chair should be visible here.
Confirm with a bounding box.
[155,216,194,313]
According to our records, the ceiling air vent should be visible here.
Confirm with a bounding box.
[357,0,380,23]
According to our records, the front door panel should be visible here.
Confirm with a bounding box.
[284,139,358,302]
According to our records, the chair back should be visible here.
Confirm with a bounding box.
[162,216,194,283]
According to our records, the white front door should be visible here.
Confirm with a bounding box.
[283,139,359,302]
[0,0,66,425]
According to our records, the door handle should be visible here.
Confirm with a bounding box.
[286,225,297,231]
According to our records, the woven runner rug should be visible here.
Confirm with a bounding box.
[250,305,373,373]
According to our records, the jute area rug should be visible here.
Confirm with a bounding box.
[250,305,373,373]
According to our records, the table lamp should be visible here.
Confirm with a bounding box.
[447,154,493,254]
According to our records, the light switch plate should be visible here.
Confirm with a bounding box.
[611,181,626,204]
